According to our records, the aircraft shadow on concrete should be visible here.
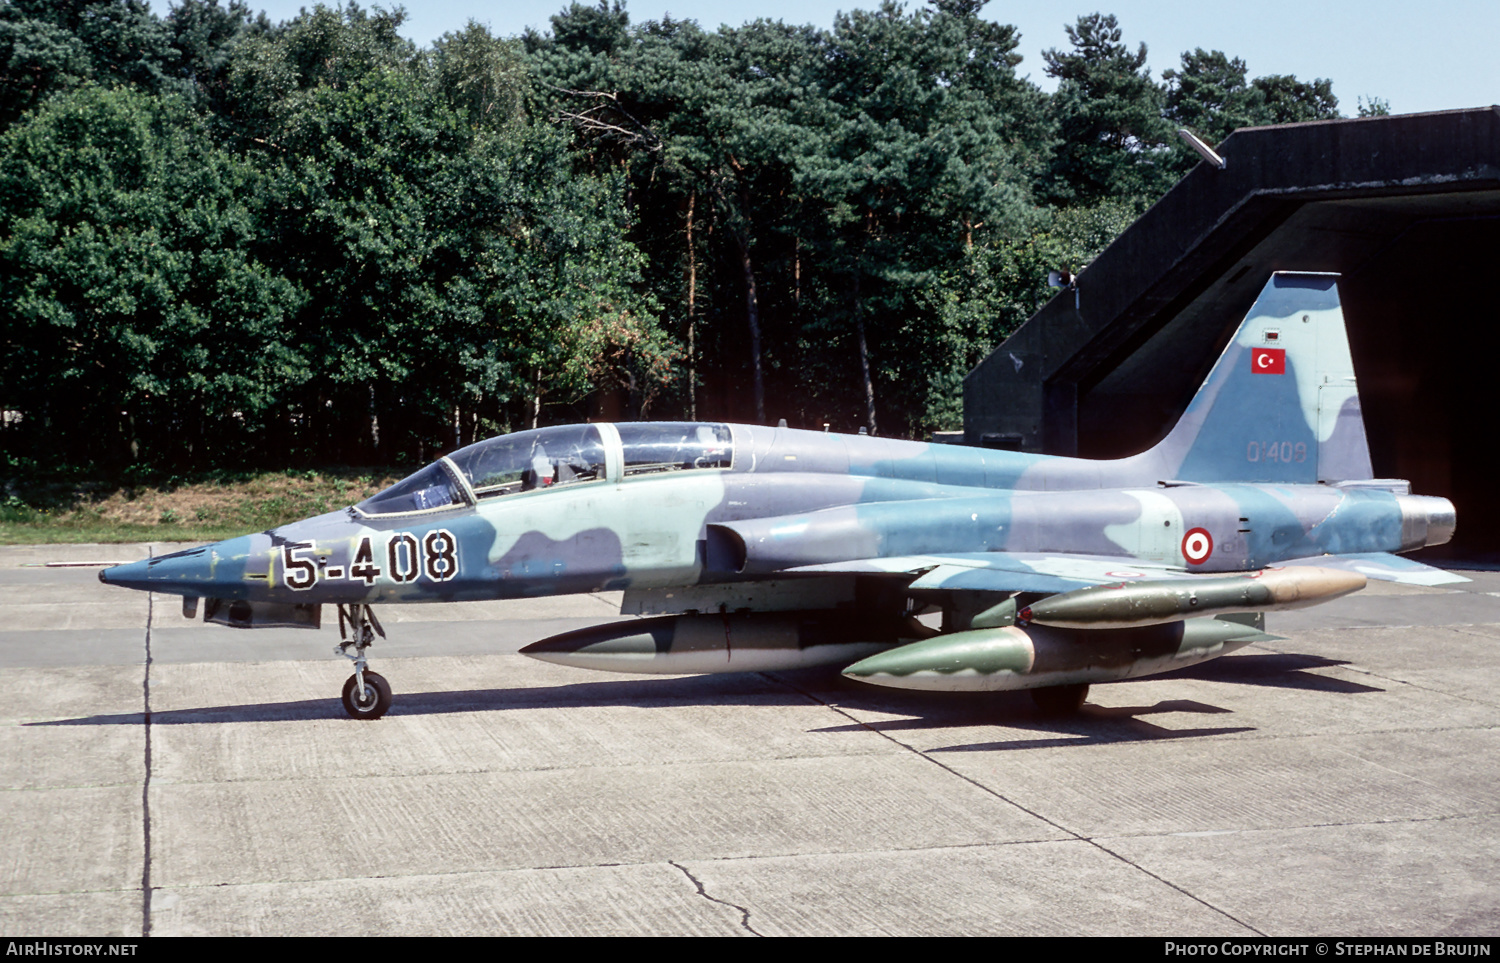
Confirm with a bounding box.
[806,692,1256,750]
[31,651,1378,740]
[30,683,1257,750]
[1157,651,1383,692]
[30,673,843,727]
[799,651,1381,751]
[804,648,1386,747]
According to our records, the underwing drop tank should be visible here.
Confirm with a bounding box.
[842,617,1276,692]
[521,610,933,674]
[1018,566,1366,630]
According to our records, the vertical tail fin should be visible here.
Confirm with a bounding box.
[1151,272,1373,484]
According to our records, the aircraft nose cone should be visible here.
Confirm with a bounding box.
[520,622,670,669]
[99,536,258,598]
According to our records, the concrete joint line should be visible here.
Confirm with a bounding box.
[1249,811,1500,833]
[1086,837,1266,936]
[668,860,760,936]
[141,572,154,938]
[767,673,1266,935]
[1250,637,1500,708]
[765,673,1072,832]
[1326,744,1461,793]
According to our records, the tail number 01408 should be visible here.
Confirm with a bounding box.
[282,530,459,590]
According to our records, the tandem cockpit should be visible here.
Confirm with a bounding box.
[355,422,736,517]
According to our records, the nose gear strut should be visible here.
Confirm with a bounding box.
[336,603,391,719]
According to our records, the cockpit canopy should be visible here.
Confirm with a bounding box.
[617,422,732,476]
[353,461,464,516]
[452,424,606,499]
[355,422,733,516]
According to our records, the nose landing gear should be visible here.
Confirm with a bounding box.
[336,603,392,720]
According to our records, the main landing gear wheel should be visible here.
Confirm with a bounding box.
[342,671,392,720]
[1031,683,1089,716]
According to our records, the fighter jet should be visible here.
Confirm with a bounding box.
[100,272,1461,718]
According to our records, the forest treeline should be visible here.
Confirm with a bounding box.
[0,0,1377,473]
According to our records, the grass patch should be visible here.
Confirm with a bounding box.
[0,467,404,544]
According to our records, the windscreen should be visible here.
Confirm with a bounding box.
[447,425,606,499]
[356,462,465,516]
[617,423,732,476]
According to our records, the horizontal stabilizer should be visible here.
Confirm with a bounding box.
[1279,552,1468,586]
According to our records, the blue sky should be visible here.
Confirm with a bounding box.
[154,0,1497,115]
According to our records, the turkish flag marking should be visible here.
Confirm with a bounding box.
[1252,348,1285,374]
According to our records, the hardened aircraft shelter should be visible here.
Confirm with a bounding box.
[964,106,1500,558]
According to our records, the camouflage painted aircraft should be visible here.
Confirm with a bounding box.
[101,272,1461,718]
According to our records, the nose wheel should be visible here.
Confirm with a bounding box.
[336,603,391,720]
[342,671,392,720]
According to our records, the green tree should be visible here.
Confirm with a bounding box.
[431,20,527,128]
[1253,73,1338,123]
[1042,13,1173,206]
[543,0,629,56]
[526,0,1048,434]
[0,0,185,129]
[0,7,90,127]
[163,0,263,110]
[221,1,416,145]
[1164,49,1345,171]
[1162,48,1261,160]
[0,85,303,467]
[529,11,818,424]
[254,35,664,456]
[799,0,1035,433]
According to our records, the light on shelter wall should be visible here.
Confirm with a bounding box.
[1178,128,1227,170]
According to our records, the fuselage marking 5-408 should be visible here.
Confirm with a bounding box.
[280,530,459,591]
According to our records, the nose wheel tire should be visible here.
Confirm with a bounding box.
[342,672,392,720]
[1031,683,1089,716]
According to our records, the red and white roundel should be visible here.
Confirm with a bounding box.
[1181,527,1214,565]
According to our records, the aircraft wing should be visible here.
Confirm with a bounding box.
[785,552,1198,594]
[786,549,1467,594]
